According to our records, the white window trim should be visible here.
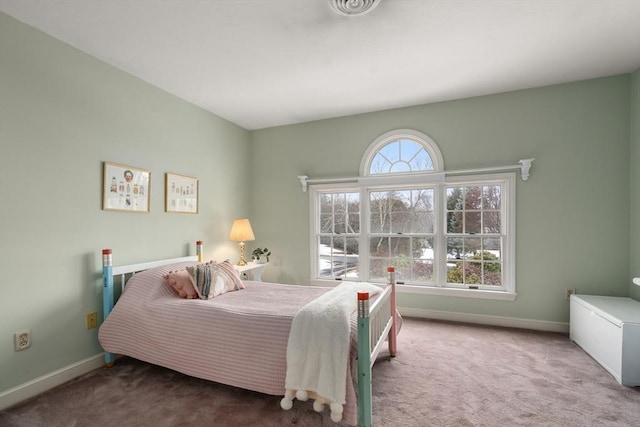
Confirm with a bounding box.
[308,182,360,282]
[308,278,517,301]
[359,129,445,176]
[443,173,517,296]
[308,172,516,301]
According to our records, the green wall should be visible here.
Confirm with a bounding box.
[631,69,640,300]
[0,13,251,393]
[251,76,632,323]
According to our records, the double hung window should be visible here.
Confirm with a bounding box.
[309,130,516,299]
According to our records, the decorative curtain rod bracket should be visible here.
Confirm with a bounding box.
[298,159,535,192]
[298,175,309,193]
[519,158,534,181]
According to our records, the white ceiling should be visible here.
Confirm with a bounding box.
[1,0,639,130]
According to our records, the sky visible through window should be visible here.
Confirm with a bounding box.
[370,139,434,174]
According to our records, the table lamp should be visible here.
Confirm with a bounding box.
[229,219,255,266]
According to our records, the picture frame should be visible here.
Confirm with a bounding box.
[165,172,199,214]
[102,162,150,213]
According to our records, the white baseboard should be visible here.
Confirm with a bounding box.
[398,306,569,334]
[0,353,104,411]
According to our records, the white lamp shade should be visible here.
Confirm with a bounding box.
[229,219,255,242]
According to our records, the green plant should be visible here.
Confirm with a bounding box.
[251,247,271,262]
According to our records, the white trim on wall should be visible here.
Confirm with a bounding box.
[0,354,104,410]
[398,306,569,334]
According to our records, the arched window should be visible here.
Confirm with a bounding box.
[360,129,444,177]
[309,129,516,301]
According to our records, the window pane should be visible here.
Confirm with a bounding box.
[483,185,501,209]
[465,187,482,209]
[370,236,389,257]
[411,211,434,234]
[465,212,481,234]
[417,237,434,260]
[412,260,434,281]
[334,213,345,233]
[446,235,504,285]
[320,214,332,233]
[318,236,333,277]
[392,263,410,283]
[389,237,410,257]
[415,189,433,211]
[483,237,501,259]
[370,191,390,233]
[346,193,360,233]
[370,153,391,174]
[372,189,434,234]
[484,263,502,285]
[320,236,358,279]
[346,212,359,234]
[400,139,420,160]
[368,258,389,281]
[408,149,434,171]
[447,187,464,210]
[447,212,462,233]
[447,237,463,259]
[483,211,501,233]
[390,162,411,173]
[463,237,482,257]
[391,211,410,233]
[464,261,481,284]
[369,139,435,175]
[344,236,359,279]
[317,191,360,278]
[381,142,400,163]
[320,194,332,214]
[447,261,463,284]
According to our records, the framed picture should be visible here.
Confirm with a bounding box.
[165,173,199,214]
[102,162,150,213]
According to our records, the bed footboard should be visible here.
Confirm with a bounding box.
[357,267,397,427]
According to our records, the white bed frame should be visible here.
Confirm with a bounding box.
[101,244,397,427]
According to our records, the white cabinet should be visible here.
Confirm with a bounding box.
[570,295,640,386]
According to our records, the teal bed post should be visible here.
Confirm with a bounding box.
[357,291,372,427]
[102,249,115,367]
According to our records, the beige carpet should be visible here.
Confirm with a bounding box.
[1,318,639,426]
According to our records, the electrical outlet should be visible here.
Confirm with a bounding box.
[86,312,98,329]
[14,330,31,351]
[565,288,576,300]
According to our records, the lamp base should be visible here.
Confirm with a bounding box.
[237,241,248,266]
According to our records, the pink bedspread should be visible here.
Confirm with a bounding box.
[98,261,360,425]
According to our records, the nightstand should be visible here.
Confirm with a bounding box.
[234,262,267,282]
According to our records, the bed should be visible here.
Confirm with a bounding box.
[98,243,399,427]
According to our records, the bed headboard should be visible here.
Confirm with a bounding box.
[101,243,200,366]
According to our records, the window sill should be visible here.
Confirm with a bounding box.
[308,279,517,301]
[397,284,517,301]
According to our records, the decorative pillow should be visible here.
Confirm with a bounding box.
[164,270,199,299]
[186,260,244,300]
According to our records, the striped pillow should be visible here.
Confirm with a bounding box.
[186,260,244,299]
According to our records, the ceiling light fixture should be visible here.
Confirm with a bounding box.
[329,0,383,17]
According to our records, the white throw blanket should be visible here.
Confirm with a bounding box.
[281,281,381,422]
